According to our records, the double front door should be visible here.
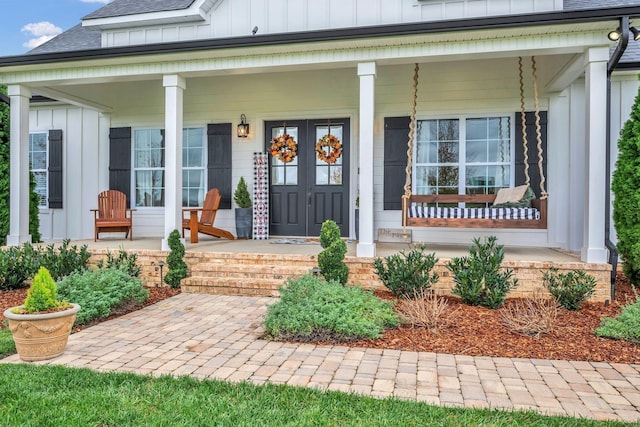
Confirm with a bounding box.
[266,119,350,237]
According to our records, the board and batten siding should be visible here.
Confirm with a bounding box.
[101,0,561,47]
[29,107,104,242]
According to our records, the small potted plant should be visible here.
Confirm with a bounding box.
[233,177,253,239]
[4,266,80,361]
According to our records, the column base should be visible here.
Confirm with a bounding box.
[580,247,608,264]
[356,242,376,258]
[6,234,31,247]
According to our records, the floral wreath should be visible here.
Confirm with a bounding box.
[269,134,297,163]
[315,134,343,164]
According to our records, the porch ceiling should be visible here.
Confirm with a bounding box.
[0,20,616,89]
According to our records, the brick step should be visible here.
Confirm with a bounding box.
[190,262,315,278]
[181,276,285,297]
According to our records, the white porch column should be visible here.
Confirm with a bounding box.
[6,85,32,246]
[581,48,609,263]
[356,62,376,258]
[162,75,186,251]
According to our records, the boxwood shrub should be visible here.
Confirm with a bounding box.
[263,274,399,342]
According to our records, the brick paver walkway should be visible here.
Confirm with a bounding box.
[3,293,639,422]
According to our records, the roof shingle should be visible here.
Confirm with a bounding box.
[83,0,196,20]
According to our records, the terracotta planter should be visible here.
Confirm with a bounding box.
[4,303,80,362]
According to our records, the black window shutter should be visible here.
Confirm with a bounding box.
[207,123,232,209]
[384,117,410,210]
[514,111,547,198]
[47,129,63,209]
[109,127,132,208]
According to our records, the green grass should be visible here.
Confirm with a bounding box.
[0,364,630,427]
[0,329,15,358]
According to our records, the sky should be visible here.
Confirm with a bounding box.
[0,0,112,57]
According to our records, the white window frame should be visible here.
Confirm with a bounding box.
[131,127,207,208]
[182,127,207,207]
[29,132,48,208]
[413,113,515,199]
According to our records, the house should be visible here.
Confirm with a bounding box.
[1,0,639,262]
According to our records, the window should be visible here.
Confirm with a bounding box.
[182,128,206,207]
[134,129,165,207]
[414,115,512,203]
[29,132,48,207]
[133,128,206,208]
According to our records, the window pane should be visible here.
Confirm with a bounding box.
[134,130,164,168]
[183,128,204,167]
[285,167,298,185]
[31,152,47,170]
[329,166,342,185]
[272,166,285,185]
[316,167,328,185]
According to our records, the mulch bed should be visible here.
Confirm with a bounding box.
[345,274,639,364]
[1,274,638,364]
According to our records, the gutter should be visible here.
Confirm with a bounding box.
[605,16,630,300]
[1,6,640,67]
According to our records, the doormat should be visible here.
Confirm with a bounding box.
[270,238,320,245]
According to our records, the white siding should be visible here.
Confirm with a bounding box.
[101,0,561,47]
[29,107,102,242]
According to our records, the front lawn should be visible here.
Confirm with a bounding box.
[0,364,628,427]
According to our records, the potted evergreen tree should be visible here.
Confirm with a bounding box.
[234,177,253,239]
[4,266,80,361]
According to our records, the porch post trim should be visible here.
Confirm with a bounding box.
[357,62,376,258]
[581,47,608,263]
[6,85,32,246]
[162,74,186,250]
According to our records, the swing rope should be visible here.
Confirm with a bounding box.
[518,57,531,186]
[402,63,419,230]
[531,56,548,199]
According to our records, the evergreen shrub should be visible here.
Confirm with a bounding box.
[164,230,187,288]
[22,267,63,313]
[318,220,348,285]
[595,298,640,344]
[542,268,596,310]
[373,244,439,299]
[263,274,399,342]
[447,236,518,309]
[612,86,640,286]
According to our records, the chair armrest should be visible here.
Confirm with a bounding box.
[182,207,203,221]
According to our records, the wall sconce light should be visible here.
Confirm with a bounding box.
[237,114,249,138]
[608,28,622,41]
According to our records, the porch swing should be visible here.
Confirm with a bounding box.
[401,58,548,230]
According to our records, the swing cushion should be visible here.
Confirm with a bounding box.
[408,205,540,220]
[492,186,536,208]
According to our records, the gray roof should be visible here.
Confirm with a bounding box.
[28,25,101,54]
[564,0,640,8]
[83,0,196,20]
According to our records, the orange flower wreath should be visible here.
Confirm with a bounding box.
[269,134,297,163]
[315,134,342,164]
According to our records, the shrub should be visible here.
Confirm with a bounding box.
[233,177,252,208]
[263,274,399,342]
[23,267,63,313]
[0,86,8,247]
[39,239,90,280]
[397,289,450,330]
[97,247,141,278]
[612,86,640,286]
[57,267,148,326]
[164,230,187,288]
[318,220,348,285]
[0,244,40,291]
[29,171,41,243]
[499,290,558,338]
[595,298,640,344]
[373,244,439,299]
[542,268,596,310]
[447,236,518,309]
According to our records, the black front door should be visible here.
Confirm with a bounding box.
[266,119,350,237]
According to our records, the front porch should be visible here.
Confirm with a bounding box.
[79,236,612,302]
